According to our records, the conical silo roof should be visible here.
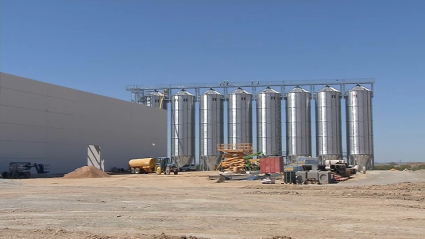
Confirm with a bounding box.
[258,86,280,94]
[149,90,164,96]
[345,84,372,96]
[347,84,371,92]
[230,87,251,95]
[175,89,194,96]
[202,88,222,95]
[288,86,310,93]
[318,85,340,93]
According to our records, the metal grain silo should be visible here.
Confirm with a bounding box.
[284,86,312,163]
[146,90,167,110]
[345,84,374,172]
[228,88,253,145]
[171,89,195,168]
[315,85,342,164]
[199,88,224,171]
[256,87,282,156]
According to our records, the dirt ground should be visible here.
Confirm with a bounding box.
[1,170,424,239]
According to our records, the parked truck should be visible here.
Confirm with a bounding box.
[128,157,179,175]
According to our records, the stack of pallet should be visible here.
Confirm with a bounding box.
[216,143,253,173]
[221,157,246,173]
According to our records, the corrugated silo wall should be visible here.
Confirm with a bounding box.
[0,72,167,174]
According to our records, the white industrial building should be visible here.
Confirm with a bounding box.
[0,73,167,174]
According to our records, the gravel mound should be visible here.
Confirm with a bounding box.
[63,166,110,178]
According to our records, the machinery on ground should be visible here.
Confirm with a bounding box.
[294,165,334,184]
[244,151,265,160]
[1,162,50,179]
[284,157,357,184]
[129,158,156,174]
[155,157,179,175]
[128,157,179,175]
[318,160,356,177]
[244,151,265,171]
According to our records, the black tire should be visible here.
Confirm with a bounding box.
[11,172,19,179]
[296,175,303,185]
[24,171,31,179]
[174,170,178,175]
[1,172,9,179]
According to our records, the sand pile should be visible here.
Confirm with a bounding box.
[63,166,110,178]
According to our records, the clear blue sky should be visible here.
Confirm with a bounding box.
[1,0,424,163]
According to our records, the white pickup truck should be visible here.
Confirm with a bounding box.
[179,164,196,171]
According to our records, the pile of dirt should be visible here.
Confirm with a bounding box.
[63,166,110,178]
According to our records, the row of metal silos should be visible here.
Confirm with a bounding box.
[146,84,374,170]
[285,84,374,168]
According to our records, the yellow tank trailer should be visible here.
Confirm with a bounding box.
[128,157,180,175]
[128,158,156,174]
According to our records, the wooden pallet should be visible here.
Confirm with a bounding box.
[216,143,253,173]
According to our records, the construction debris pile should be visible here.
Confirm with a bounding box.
[216,143,253,173]
[64,166,110,178]
[220,157,246,173]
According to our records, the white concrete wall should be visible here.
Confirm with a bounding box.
[0,73,167,174]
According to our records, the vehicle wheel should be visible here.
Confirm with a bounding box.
[24,171,31,179]
[1,172,9,179]
[130,168,135,174]
[11,172,19,179]
[296,175,303,184]
[156,166,162,175]
[165,167,171,175]
[174,170,178,175]
[135,168,140,174]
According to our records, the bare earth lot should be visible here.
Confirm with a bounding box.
[1,170,425,239]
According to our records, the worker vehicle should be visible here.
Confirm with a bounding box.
[244,151,265,171]
[1,162,50,179]
[128,157,179,175]
[155,157,179,175]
